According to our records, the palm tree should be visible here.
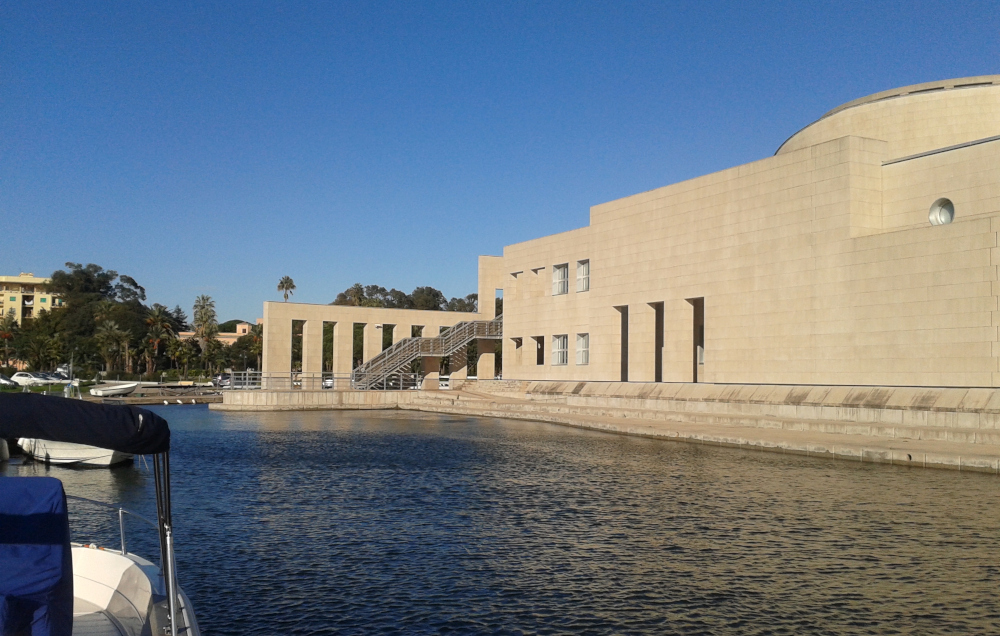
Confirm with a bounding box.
[277,276,296,302]
[249,323,263,370]
[144,306,174,375]
[192,295,219,358]
[94,321,126,372]
[146,306,174,338]
[145,324,167,375]
[93,299,116,323]
[23,334,60,371]
[166,337,184,372]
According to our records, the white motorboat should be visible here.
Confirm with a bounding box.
[89,382,139,397]
[18,438,133,467]
[1,393,200,636]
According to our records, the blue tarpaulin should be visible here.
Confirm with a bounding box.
[0,476,73,636]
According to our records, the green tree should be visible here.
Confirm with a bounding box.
[0,309,18,367]
[176,338,199,379]
[192,295,219,361]
[277,276,296,302]
[94,321,127,372]
[249,323,263,370]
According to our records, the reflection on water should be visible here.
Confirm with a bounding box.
[4,405,1000,634]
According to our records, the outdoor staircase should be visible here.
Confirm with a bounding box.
[352,315,502,389]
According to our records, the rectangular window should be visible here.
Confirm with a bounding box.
[552,334,568,365]
[576,333,589,365]
[552,264,569,295]
[577,260,590,292]
[40,298,47,303]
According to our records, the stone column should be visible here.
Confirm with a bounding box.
[300,320,322,390]
[363,323,382,363]
[476,339,496,380]
[421,356,440,390]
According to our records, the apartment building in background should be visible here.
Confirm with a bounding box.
[0,273,61,323]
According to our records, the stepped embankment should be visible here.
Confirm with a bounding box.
[213,380,1000,474]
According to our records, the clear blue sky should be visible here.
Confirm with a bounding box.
[2,1,997,322]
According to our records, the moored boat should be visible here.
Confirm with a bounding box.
[89,382,139,397]
[0,393,200,636]
[17,438,133,467]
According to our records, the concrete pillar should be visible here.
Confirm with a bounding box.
[301,320,322,390]
[421,356,440,390]
[476,339,496,380]
[363,323,382,362]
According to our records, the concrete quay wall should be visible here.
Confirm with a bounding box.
[471,381,1000,430]
[213,382,1000,474]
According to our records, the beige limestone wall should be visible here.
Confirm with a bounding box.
[498,129,1000,387]
[262,301,484,375]
[777,78,1000,159]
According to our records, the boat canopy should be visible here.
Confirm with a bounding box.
[0,394,170,455]
[0,476,74,636]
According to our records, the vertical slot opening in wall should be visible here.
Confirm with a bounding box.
[495,288,503,317]
[382,324,394,351]
[532,336,544,365]
[353,323,365,369]
[291,320,305,373]
[615,305,629,382]
[322,322,335,372]
[411,325,424,338]
[650,302,664,382]
[686,297,704,383]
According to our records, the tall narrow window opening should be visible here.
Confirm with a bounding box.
[650,302,664,382]
[615,306,629,382]
[552,264,569,295]
[686,298,705,383]
[352,323,365,369]
[532,336,544,365]
[576,333,589,365]
[322,321,335,372]
[577,260,590,292]
[552,335,568,365]
[291,320,305,373]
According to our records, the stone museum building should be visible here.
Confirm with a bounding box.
[264,76,1000,389]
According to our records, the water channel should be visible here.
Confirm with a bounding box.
[4,405,1000,634]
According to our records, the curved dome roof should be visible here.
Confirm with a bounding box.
[776,76,1000,158]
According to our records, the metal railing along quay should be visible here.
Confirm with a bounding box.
[225,371,424,391]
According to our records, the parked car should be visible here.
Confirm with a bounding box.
[322,377,334,389]
[211,373,232,388]
[0,374,17,387]
[11,372,43,386]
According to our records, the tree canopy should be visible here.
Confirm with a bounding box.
[2,263,251,378]
[332,284,477,312]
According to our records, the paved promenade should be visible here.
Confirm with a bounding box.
[213,380,1000,474]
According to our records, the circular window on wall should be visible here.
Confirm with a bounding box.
[929,198,954,225]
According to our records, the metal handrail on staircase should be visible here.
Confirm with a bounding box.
[352,315,502,389]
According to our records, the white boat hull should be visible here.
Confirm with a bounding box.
[73,544,200,636]
[89,382,139,397]
[18,438,133,467]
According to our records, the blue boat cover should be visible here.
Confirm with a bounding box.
[0,393,169,455]
[0,476,73,636]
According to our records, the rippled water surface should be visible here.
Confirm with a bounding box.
[5,405,1000,634]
